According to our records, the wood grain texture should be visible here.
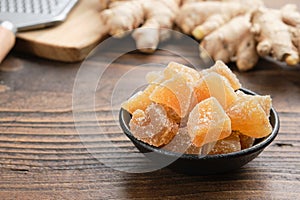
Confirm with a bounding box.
[15,0,107,62]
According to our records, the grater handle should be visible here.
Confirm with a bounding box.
[0,21,17,64]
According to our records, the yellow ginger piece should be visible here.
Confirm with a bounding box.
[147,62,200,122]
[208,131,241,155]
[226,91,272,138]
[187,97,232,147]
[163,62,201,84]
[150,73,195,118]
[239,133,255,150]
[124,61,199,121]
[129,103,178,147]
[194,72,238,109]
[146,62,200,85]
[200,60,241,90]
[235,90,272,117]
[121,84,157,114]
[162,127,200,154]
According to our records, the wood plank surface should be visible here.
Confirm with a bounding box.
[0,34,300,199]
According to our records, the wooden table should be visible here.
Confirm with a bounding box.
[1,7,300,200]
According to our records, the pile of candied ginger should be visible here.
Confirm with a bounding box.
[122,61,272,155]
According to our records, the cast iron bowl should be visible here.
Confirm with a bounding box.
[119,88,280,174]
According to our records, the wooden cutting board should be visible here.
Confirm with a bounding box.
[15,0,108,62]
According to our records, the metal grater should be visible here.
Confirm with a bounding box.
[0,0,78,31]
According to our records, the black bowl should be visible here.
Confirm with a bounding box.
[119,88,280,174]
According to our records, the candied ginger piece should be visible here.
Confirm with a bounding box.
[200,60,241,90]
[150,74,196,118]
[146,62,200,86]
[163,105,182,124]
[186,143,201,155]
[129,103,178,147]
[236,90,272,117]
[146,71,164,84]
[163,126,201,154]
[163,127,190,153]
[194,72,237,109]
[187,97,232,147]
[226,93,272,138]
[164,62,200,84]
[208,132,241,155]
[121,84,157,114]
[238,132,255,150]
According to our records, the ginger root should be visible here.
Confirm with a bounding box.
[177,0,300,70]
[100,0,180,53]
[200,15,259,71]
[281,4,300,57]
[100,0,144,38]
[132,0,180,53]
[281,4,300,27]
[175,0,262,70]
[251,6,300,66]
[176,1,247,36]
[99,0,300,71]
[176,0,262,39]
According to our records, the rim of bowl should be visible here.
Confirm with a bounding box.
[119,88,280,160]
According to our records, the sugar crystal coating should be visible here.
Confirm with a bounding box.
[208,131,241,155]
[194,72,237,109]
[200,60,242,90]
[236,90,272,117]
[121,84,157,114]
[129,103,178,147]
[162,126,201,154]
[226,91,272,138]
[187,97,232,147]
[150,74,195,118]
[164,62,201,84]
[163,127,191,153]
